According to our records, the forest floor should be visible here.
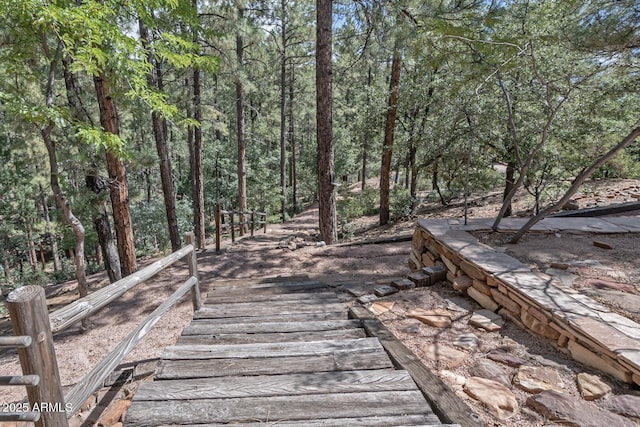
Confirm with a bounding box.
[1,178,640,426]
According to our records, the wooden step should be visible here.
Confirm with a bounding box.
[162,337,383,360]
[204,291,339,305]
[156,351,394,379]
[193,311,347,322]
[135,370,416,400]
[125,390,439,426]
[193,302,346,319]
[176,328,366,345]
[182,319,362,335]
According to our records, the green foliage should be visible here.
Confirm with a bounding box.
[337,188,379,223]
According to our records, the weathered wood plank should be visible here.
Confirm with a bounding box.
[156,351,394,379]
[357,317,483,427]
[49,244,194,334]
[63,277,197,416]
[193,302,346,319]
[204,291,339,305]
[163,337,383,360]
[209,280,326,292]
[156,417,456,427]
[176,328,366,345]
[125,390,434,426]
[0,335,32,348]
[193,311,346,322]
[182,319,362,335]
[135,370,417,401]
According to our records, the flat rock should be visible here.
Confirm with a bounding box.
[369,301,395,315]
[545,268,578,288]
[582,288,640,315]
[469,359,512,387]
[408,308,452,328]
[527,390,636,427]
[514,365,563,393]
[581,278,635,293]
[391,278,416,290]
[604,394,640,419]
[440,369,467,386]
[422,266,447,283]
[407,271,429,287]
[444,296,473,312]
[487,349,528,367]
[373,285,398,297]
[464,376,518,420]
[469,309,504,332]
[576,373,611,401]
[453,332,480,350]
[423,343,467,368]
[357,294,378,304]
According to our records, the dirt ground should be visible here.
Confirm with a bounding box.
[1,178,639,426]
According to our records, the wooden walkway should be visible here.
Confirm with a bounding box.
[125,278,458,426]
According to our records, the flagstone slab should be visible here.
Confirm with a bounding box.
[541,218,627,233]
[496,217,551,232]
[602,217,640,232]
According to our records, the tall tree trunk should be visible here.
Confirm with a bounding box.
[316,0,337,244]
[289,62,297,212]
[94,73,138,276]
[139,19,181,251]
[279,0,287,222]
[27,226,37,272]
[380,47,402,225]
[191,66,205,248]
[236,8,248,235]
[503,158,516,217]
[39,185,61,272]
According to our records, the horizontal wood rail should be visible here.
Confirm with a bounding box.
[215,203,267,251]
[2,232,201,427]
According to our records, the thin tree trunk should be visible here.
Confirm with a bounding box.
[511,125,640,243]
[139,19,181,251]
[236,7,248,235]
[27,226,37,272]
[316,0,337,244]
[94,202,122,283]
[94,72,137,276]
[41,42,88,302]
[39,184,61,272]
[289,62,297,212]
[380,46,402,225]
[192,66,205,248]
[279,0,287,222]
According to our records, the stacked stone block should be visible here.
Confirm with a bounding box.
[410,220,640,386]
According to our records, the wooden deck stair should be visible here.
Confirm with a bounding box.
[125,278,459,426]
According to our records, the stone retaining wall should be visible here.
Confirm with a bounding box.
[410,219,640,386]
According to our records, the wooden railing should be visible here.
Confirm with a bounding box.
[1,233,201,427]
[214,203,267,251]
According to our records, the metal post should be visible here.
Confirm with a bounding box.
[7,286,68,427]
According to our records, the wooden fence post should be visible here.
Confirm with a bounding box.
[250,211,255,238]
[184,233,201,311]
[7,286,68,427]
[230,211,235,242]
[264,212,268,234]
[215,203,221,252]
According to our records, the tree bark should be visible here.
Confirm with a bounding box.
[379,46,402,225]
[510,125,640,243]
[236,7,248,235]
[316,0,337,244]
[39,184,61,272]
[94,202,122,283]
[279,0,287,222]
[139,19,181,251]
[94,73,138,276]
[41,42,88,300]
[289,62,297,212]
